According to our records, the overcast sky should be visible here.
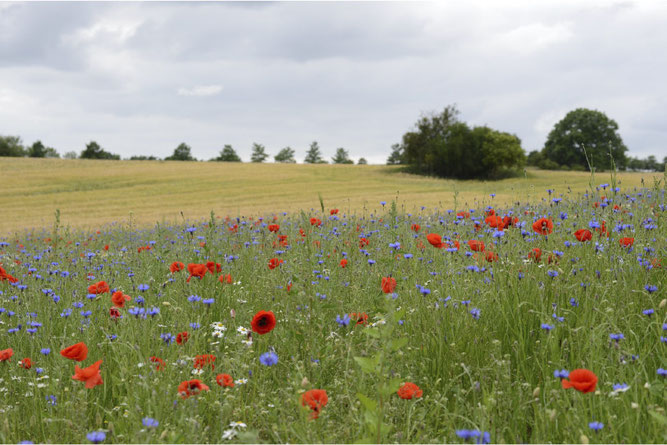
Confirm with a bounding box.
[1,1,665,164]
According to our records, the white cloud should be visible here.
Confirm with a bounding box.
[177,85,223,97]
[494,22,574,54]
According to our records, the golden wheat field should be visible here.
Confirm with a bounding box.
[0,157,662,235]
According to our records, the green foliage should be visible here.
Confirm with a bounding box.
[304,141,327,164]
[353,300,407,443]
[27,141,60,158]
[386,144,404,165]
[250,143,269,163]
[129,155,160,161]
[542,108,628,170]
[0,135,26,157]
[274,146,296,163]
[214,144,242,162]
[165,143,195,161]
[63,151,78,160]
[357,157,368,165]
[399,105,525,179]
[332,148,354,164]
[80,141,120,160]
[627,155,665,172]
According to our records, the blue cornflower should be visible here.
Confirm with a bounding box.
[46,395,57,406]
[569,297,579,307]
[40,348,50,355]
[187,295,201,303]
[645,284,658,294]
[380,201,386,206]
[642,309,654,317]
[203,298,214,306]
[160,333,174,344]
[609,333,624,341]
[128,307,145,318]
[658,368,667,377]
[142,417,159,428]
[35,367,44,375]
[147,307,160,317]
[518,272,524,280]
[368,259,376,265]
[86,431,106,443]
[259,351,279,366]
[135,296,145,306]
[547,270,558,278]
[336,314,351,327]
[186,227,197,233]
[470,308,481,320]
[138,284,149,292]
[404,253,413,259]
[80,310,92,318]
[612,383,629,392]
[189,322,201,330]
[52,294,60,303]
[588,421,604,431]
[455,430,490,444]
[554,369,569,379]
[541,323,554,331]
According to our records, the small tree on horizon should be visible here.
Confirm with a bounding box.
[0,135,26,157]
[332,148,354,164]
[80,141,120,160]
[250,143,269,163]
[165,142,195,161]
[357,157,367,165]
[304,141,327,164]
[214,145,242,162]
[274,147,296,163]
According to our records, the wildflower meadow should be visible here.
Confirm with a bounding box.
[0,180,665,444]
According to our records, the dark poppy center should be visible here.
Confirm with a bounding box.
[258,317,268,326]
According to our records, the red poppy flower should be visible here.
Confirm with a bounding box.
[457,211,470,219]
[72,360,103,389]
[349,312,369,325]
[485,208,495,217]
[60,342,88,362]
[574,229,592,242]
[111,291,132,308]
[268,258,284,270]
[485,215,505,229]
[87,281,110,295]
[485,251,499,262]
[596,221,609,237]
[176,331,189,345]
[301,389,328,419]
[187,263,208,282]
[219,273,232,284]
[444,240,460,250]
[178,379,210,399]
[193,354,216,370]
[104,244,109,251]
[411,224,420,232]
[19,357,32,369]
[397,382,423,399]
[532,218,554,235]
[268,224,280,233]
[0,348,13,361]
[381,276,397,293]
[251,310,276,335]
[426,233,444,248]
[286,281,293,292]
[502,216,519,227]
[330,209,339,215]
[561,368,597,393]
[359,237,369,248]
[170,261,185,273]
[619,237,634,248]
[468,240,485,252]
[528,247,542,263]
[206,261,222,274]
[150,356,166,371]
[340,259,348,268]
[310,218,322,226]
[0,266,18,283]
[109,307,121,319]
[216,373,235,387]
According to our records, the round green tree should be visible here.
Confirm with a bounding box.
[543,108,628,170]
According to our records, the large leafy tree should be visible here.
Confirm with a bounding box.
[0,135,26,157]
[165,142,195,161]
[398,105,525,179]
[332,148,353,164]
[274,147,296,163]
[250,143,269,163]
[304,141,327,164]
[80,141,120,160]
[214,145,242,162]
[542,108,628,170]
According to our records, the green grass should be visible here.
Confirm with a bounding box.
[0,176,665,443]
[1,157,662,236]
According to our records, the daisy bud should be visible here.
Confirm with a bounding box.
[580,434,589,444]
[301,377,310,387]
[659,299,666,309]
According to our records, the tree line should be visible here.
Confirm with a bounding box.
[0,137,368,164]
[387,106,665,178]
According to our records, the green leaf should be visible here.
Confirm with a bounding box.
[356,392,377,413]
[354,356,378,374]
[363,328,381,339]
[390,337,408,351]
[648,410,667,426]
